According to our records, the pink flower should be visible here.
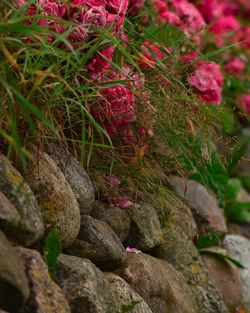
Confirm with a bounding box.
[237,94,250,114]
[210,15,240,34]
[126,247,141,254]
[106,176,121,188]
[154,0,180,25]
[183,51,198,64]
[68,6,108,46]
[172,0,206,38]
[128,0,145,14]
[224,57,245,76]
[115,197,133,208]
[105,0,129,14]
[88,46,114,80]
[92,74,136,135]
[188,61,224,105]
[243,27,250,48]
[197,0,222,23]
[39,0,67,18]
[140,40,166,69]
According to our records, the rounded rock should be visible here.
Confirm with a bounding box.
[25,151,80,247]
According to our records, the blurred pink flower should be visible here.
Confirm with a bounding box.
[128,0,145,14]
[197,0,222,23]
[126,247,141,254]
[154,0,180,25]
[188,61,224,105]
[237,94,250,114]
[224,57,245,76]
[183,51,198,63]
[106,176,121,188]
[210,15,240,34]
[115,197,133,208]
[172,0,206,37]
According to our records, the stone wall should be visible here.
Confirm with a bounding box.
[0,148,249,313]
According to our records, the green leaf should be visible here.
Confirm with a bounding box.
[199,249,246,269]
[196,232,221,250]
[239,176,250,191]
[44,229,62,275]
[225,200,250,222]
[119,301,141,313]
[225,178,242,202]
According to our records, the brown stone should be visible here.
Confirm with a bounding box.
[167,176,227,236]
[16,247,70,313]
[202,248,244,312]
[115,253,200,313]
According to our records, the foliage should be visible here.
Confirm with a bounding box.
[196,232,222,250]
[44,229,62,276]
[119,301,141,313]
[199,249,246,269]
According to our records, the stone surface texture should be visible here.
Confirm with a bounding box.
[0,191,21,241]
[16,247,71,313]
[0,231,29,313]
[202,248,244,312]
[0,154,44,246]
[106,272,153,313]
[124,203,162,251]
[67,215,126,270]
[56,254,119,313]
[224,234,250,309]
[153,227,229,313]
[115,253,200,313]
[45,144,95,214]
[25,151,80,247]
[91,201,131,242]
[167,176,227,236]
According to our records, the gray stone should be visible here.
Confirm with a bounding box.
[202,247,244,312]
[56,254,119,313]
[0,191,21,240]
[0,231,29,313]
[115,253,200,313]
[16,247,71,313]
[153,228,229,313]
[124,203,162,251]
[91,201,131,242]
[0,155,44,246]
[105,273,153,313]
[67,215,125,270]
[46,144,94,214]
[25,151,80,247]
[223,234,250,309]
[167,176,227,236]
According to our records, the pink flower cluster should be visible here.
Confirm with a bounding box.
[17,0,128,44]
[188,61,224,105]
[153,0,206,41]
